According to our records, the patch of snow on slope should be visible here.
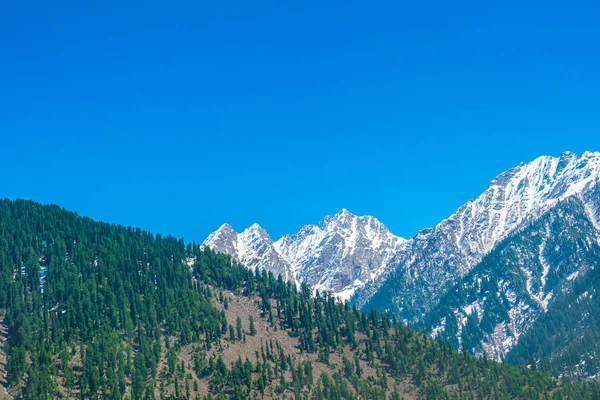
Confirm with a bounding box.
[567,270,580,281]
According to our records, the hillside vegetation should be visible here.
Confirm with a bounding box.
[0,199,599,399]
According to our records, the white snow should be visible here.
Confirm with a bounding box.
[567,270,580,281]
[538,239,551,291]
[185,257,195,272]
[430,317,446,338]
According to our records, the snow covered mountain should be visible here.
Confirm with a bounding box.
[360,151,600,321]
[203,209,407,300]
[202,223,294,282]
[204,150,600,316]
[274,209,407,299]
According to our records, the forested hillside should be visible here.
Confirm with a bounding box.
[0,199,223,399]
[1,199,599,399]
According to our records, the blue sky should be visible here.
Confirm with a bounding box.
[1,1,600,242]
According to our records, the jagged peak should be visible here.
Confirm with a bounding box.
[582,150,600,158]
[489,151,600,188]
[555,149,600,160]
[247,222,264,232]
[203,223,236,244]
[216,223,235,233]
[241,223,271,239]
[210,222,270,239]
[324,208,373,224]
[201,223,239,256]
[337,208,352,216]
[321,208,355,224]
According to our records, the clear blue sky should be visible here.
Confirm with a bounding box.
[1,1,599,242]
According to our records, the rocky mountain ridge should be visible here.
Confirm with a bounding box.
[203,209,406,300]
[204,151,600,310]
[361,151,600,321]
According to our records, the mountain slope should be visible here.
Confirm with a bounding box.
[419,197,600,363]
[506,251,600,377]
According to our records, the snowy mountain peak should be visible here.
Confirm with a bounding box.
[203,210,407,300]
[582,150,600,158]
[247,222,264,231]
[202,223,238,259]
[202,222,293,281]
[242,223,270,240]
[449,151,600,258]
[319,208,354,227]
[318,209,403,239]
[214,223,235,235]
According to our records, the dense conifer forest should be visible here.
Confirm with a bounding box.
[0,198,599,399]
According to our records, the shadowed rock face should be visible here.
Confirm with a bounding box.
[204,152,600,325]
